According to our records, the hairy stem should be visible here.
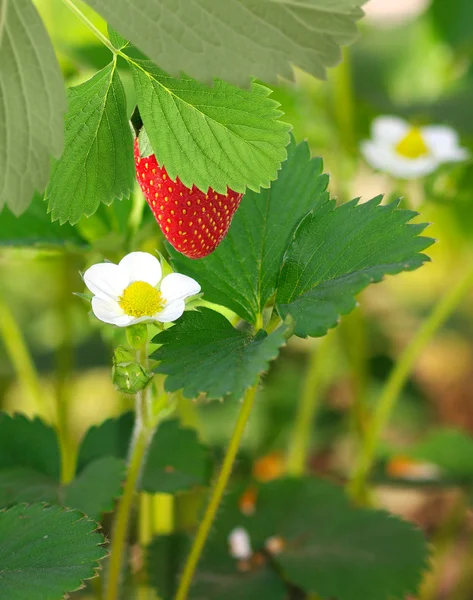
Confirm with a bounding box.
[0,294,50,419]
[60,0,117,54]
[350,265,473,504]
[174,382,259,600]
[286,335,333,477]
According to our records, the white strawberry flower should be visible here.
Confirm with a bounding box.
[361,116,469,179]
[228,527,252,560]
[83,251,200,327]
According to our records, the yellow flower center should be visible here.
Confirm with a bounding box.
[395,127,429,159]
[119,281,164,318]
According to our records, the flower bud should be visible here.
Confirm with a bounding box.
[112,346,153,393]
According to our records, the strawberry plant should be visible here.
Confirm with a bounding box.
[1,2,473,600]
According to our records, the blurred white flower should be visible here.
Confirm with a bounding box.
[83,251,200,327]
[361,116,469,179]
[228,527,252,560]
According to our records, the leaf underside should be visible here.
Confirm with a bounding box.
[83,0,366,86]
[0,0,66,215]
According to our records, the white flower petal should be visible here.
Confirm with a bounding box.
[160,273,201,304]
[228,527,252,560]
[154,300,186,323]
[118,252,162,287]
[371,115,409,145]
[422,126,469,162]
[361,141,439,179]
[84,263,128,301]
[91,297,133,326]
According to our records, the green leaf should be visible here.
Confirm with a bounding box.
[276,197,434,338]
[45,62,134,225]
[152,308,288,401]
[212,478,428,600]
[0,467,58,506]
[171,137,329,324]
[83,0,365,86]
[141,421,210,494]
[0,413,61,480]
[0,194,86,248]
[0,0,66,215]
[77,412,134,472]
[408,429,473,479]
[64,457,124,521]
[132,61,290,194]
[0,504,106,600]
[107,25,128,50]
[148,533,286,600]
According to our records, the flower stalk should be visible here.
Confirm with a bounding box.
[174,381,260,600]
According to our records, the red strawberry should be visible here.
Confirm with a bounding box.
[134,140,243,259]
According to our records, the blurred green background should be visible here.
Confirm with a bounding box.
[2,1,473,597]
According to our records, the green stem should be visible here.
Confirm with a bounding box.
[332,47,355,154]
[350,265,473,504]
[60,0,117,54]
[106,400,154,600]
[174,382,259,600]
[0,295,50,419]
[56,254,77,484]
[286,335,333,477]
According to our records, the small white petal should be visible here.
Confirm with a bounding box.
[361,141,439,179]
[371,115,409,145]
[91,297,133,326]
[228,527,252,560]
[118,252,162,287]
[84,263,128,301]
[160,273,201,304]
[423,126,469,162]
[154,300,186,323]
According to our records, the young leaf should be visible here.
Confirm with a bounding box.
[63,457,125,521]
[0,413,61,480]
[46,62,134,225]
[141,421,210,494]
[212,478,429,600]
[132,61,290,194]
[152,308,288,401]
[276,197,434,338]
[0,0,66,215]
[83,0,365,86]
[0,194,86,248]
[0,504,106,600]
[77,412,134,472]
[170,137,329,324]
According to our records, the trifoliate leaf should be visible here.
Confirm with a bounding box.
[63,457,125,521]
[0,413,61,479]
[0,0,66,215]
[171,137,329,324]
[0,194,86,248]
[0,504,106,600]
[132,61,290,194]
[46,62,134,224]
[211,478,429,600]
[276,197,434,337]
[83,0,366,86]
[107,25,129,50]
[77,412,135,472]
[152,308,288,401]
[141,420,210,494]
